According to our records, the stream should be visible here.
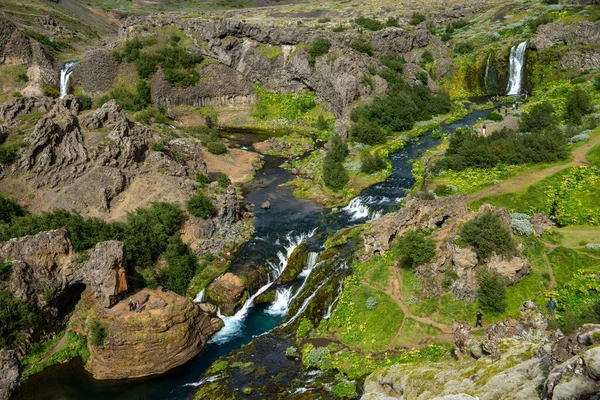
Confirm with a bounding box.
[17,106,492,400]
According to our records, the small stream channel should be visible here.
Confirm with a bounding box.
[17,106,492,400]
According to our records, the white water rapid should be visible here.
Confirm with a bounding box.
[484,53,491,92]
[208,229,317,344]
[324,280,344,319]
[342,196,383,221]
[59,61,77,98]
[506,41,527,96]
[193,288,206,303]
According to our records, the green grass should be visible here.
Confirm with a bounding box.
[391,318,442,347]
[326,281,402,352]
[551,226,600,247]
[549,247,600,285]
[586,143,600,167]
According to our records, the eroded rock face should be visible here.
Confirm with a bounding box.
[0,229,128,310]
[71,49,119,96]
[0,96,55,124]
[206,272,247,315]
[0,17,32,66]
[531,20,600,50]
[0,350,20,400]
[78,288,223,380]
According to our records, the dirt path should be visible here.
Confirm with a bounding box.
[468,135,600,202]
[361,267,453,351]
[542,252,556,289]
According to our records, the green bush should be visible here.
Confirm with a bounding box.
[194,173,209,187]
[410,13,426,26]
[477,270,507,314]
[24,30,71,52]
[350,119,387,145]
[385,17,399,28]
[461,212,515,260]
[0,290,37,348]
[16,73,29,83]
[380,54,405,73]
[355,17,384,31]
[333,377,358,399]
[98,79,151,112]
[365,297,378,310]
[349,39,373,56]
[305,346,328,368]
[328,135,349,163]
[360,150,387,174]
[315,114,330,131]
[89,321,107,346]
[151,141,166,152]
[486,111,503,122]
[421,51,434,64]
[77,94,93,111]
[206,141,227,155]
[0,195,27,223]
[594,76,600,92]
[394,230,436,268]
[308,39,331,67]
[0,145,21,165]
[415,71,428,85]
[186,193,215,219]
[564,87,593,125]
[323,156,349,190]
[158,235,198,295]
[455,42,474,54]
[216,173,231,188]
[0,261,11,281]
[434,184,456,197]
[519,102,558,133]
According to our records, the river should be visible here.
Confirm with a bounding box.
[17,106,491,400]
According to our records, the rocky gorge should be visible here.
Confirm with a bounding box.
[0,0,600,399]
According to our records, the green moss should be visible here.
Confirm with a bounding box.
[207,360,228,374]
[258,44,282,60]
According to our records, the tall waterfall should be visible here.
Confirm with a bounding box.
[59,61,77,98]
[484,54,491,92]
[506,41,527,96]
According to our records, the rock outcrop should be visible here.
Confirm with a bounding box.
[206,272,247,315]
[531,20,600,50]
[71,49,119,96]
[0,229,129,310]
[0,350,20,400]
[0,17,32,66]
[76,288,223,380]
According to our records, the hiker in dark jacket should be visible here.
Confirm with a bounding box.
[475,311,483,328]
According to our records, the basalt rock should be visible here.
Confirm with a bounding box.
[206,272,247,316]
[531,20,600,50]
[0,125,8,144]
[0,17,32,66]
[0,350,20,400]
[78,288,223,380]
[531,212,552,237]
[0,229,128,311]
[71,49,119,96]
[0,96,55,125]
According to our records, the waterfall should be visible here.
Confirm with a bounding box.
[324,280,344,319]
[59,61,78,98]
[280,278,330,328]
[506,41,527,96]
[193,288,206,303]
[484,53,491,92]
[208,229,317,344]
[342,196,383,221]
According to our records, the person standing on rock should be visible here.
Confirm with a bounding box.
[482,124,487,136]
[128,299,135,312]
[135,301,141,313]
[475,311,483,328]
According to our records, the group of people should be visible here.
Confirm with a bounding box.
[128,299,142,313]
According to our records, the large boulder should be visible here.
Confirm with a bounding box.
[531,20,600,50]
[78,288,223,379]
[206,272,247,315]
[485,254,529,285]
[0,229,129,310]
[0,350,20,400]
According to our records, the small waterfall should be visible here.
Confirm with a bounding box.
[324,280,344,319]
[506,41,527,96]
[484,53,491,92]
[208,229,317,344]
[280,278,330,328]
[59,61,77,98]
[342,196,383,221]
[193,288,206,303]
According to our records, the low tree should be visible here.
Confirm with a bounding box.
[477,270,508,314]
[565,87,593,125]
[394,230,436,268]
[186,193,215,219]
[322,156,349,190]
[519,102,558,133]
[461,211,516,260]
[0,290,37,348]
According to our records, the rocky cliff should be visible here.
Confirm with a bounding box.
[362,302,600,400]
[363,196,531,301]
[72,288,223,380]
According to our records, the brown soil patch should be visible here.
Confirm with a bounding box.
[202,148,261,184]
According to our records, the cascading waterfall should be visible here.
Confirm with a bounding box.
[59,61,78,98]
[209,229,317,344]
[323,280,344,319]
[193,288,206,303]
[484,54,491,92]
[506,41,527,96]
[342,196,384,221]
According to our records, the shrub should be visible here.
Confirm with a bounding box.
[0,261,11,281]
[350,119,388,145]
[151,141,166,152]
[415,71,428,85]
[486,111,503,122]
[455,42,474,54]
[413,190,436,200]
[194,173,209,187]
[519,102,558,133]
[510,218,533,236]
[216,173,231,188]
[332,25,346,32]
[477,270,507,314]
[360,150,387,174]
[350,39,373,56]
[434,184,456,197]
[315,114,330,131]
[77,94,93,111]
[305,346,328,368]
[89,321,107,346]
[394,230,436,268]
[421,51,434,64]
[24,30,70,52]
[380,54,405,73]
[308,39,331,67]
[386,17,399,27]
[206,141,227,155]
[569,133,589,143]
[410,13,426,26]
[16,72,29,83]
[594,76,600,92]
[0,290,37,348]
[328,135,349,163]
[285,347,299,357]
[158,235,198,295]
[323,156,349,190]
[0,195,27,223]
[565,87,593,125]
[365,297,378,310]
[13,91,22,98]
[355,17,384,31]
[0,146,20,165]
[461,211,515,260]
[333,377,358,399]
[186,193,215,219]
